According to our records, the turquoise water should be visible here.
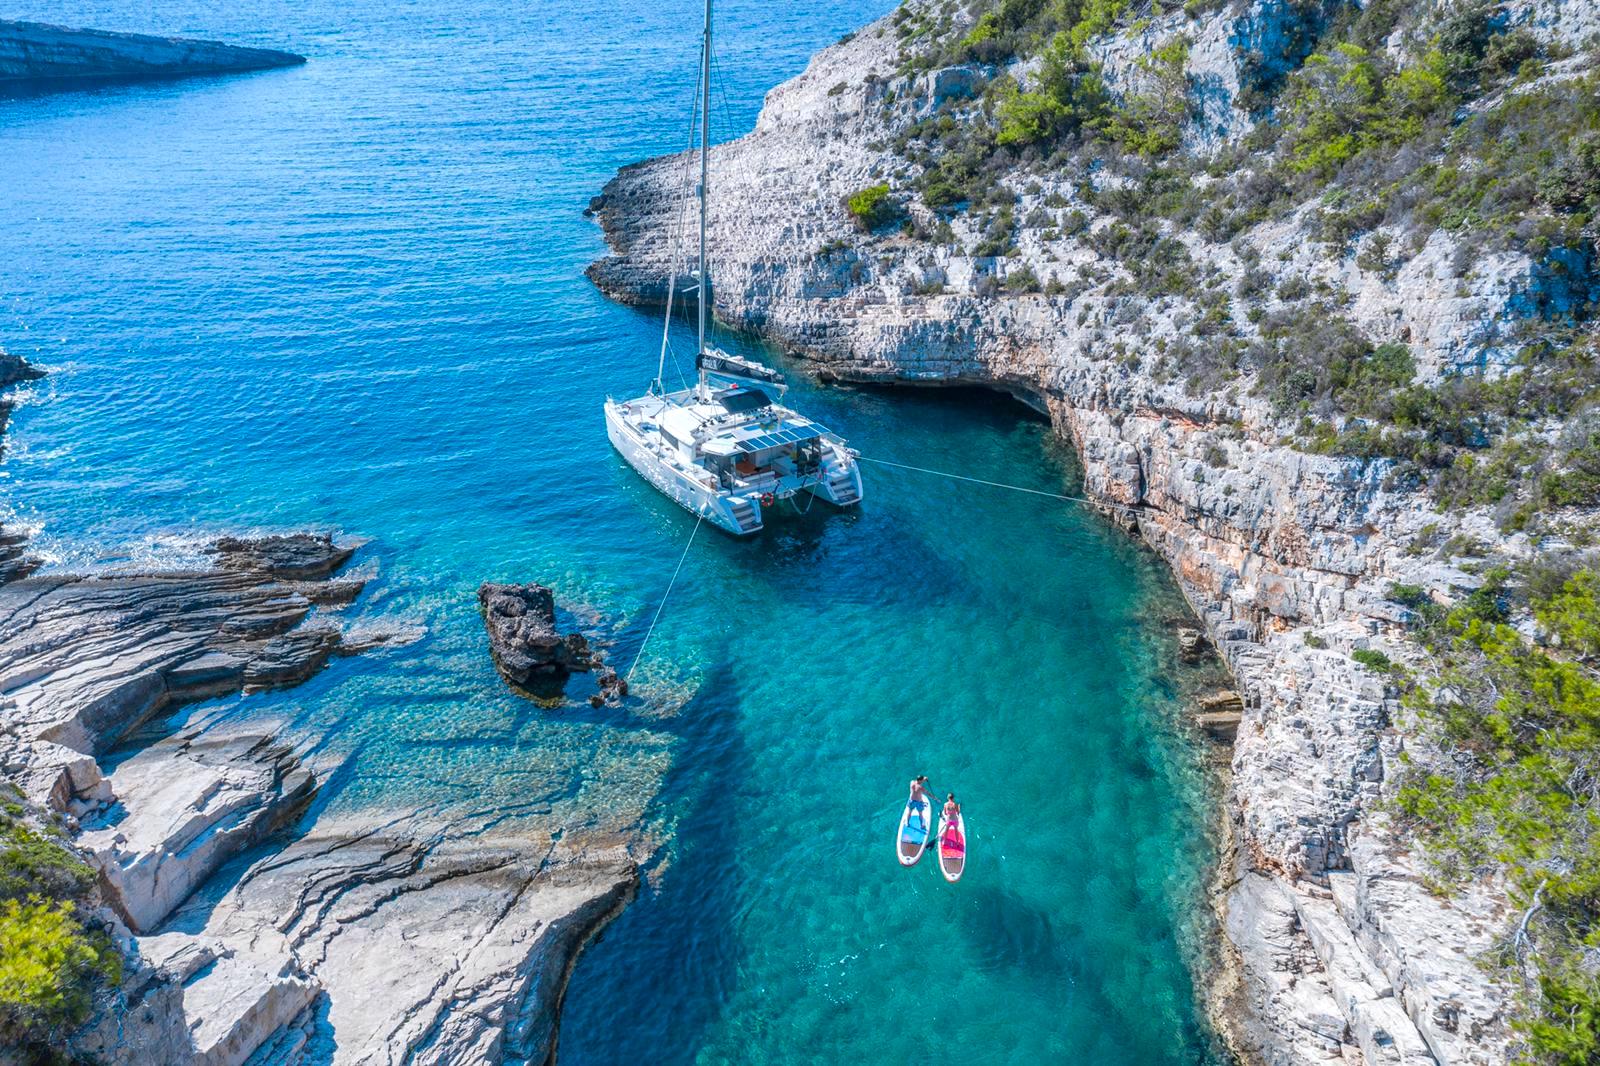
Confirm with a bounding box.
[0,3,1222,1062]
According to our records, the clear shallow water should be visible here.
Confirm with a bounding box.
[0,3,1222,1062]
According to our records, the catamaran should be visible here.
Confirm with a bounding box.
[603,0,863,536]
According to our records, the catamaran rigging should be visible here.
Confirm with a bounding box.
[604,0,864,536]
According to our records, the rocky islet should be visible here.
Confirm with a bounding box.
[478,580,630,705]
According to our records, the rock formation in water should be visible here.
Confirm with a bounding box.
[0,358,648,1061]
[589,1,1600,1061]
[479,581,595,687]
[0,20,304,83]
[479,581,633,706]
[0,350,42,583]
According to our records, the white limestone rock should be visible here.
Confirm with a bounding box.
[79,726,317,933]
[189,815,642,1066]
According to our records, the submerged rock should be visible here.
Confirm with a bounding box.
[592,666,629,707]
[478,581,594,694]
[1176,627,1208,662]
[0,351,43,582]
[210,532,355,580]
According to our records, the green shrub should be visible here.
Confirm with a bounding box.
[1536,571,1600,659]
[0,801,123,1055]
[1096,36,1191,157]
[0,821,94,904]
[1282,44,1457,176]
[1352,647,1394,672]
[845,184,900,230]
[1392,572,1600,1060]
[994,35,1110,147]
[0,897,121,1048]
[1388,583,1431,609]
[961,12,1000,51]
[1004,265,1041,292]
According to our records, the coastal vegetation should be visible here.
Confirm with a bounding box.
[845,183,902,230]
[880,0,1599,536]
[0,786,121,1056]
[1391,567,1600,1064]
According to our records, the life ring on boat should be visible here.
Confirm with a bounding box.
[760,492,775,508]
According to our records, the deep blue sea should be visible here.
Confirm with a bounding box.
[0,2,1223,1061]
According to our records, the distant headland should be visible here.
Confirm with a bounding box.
[0,19,303,84]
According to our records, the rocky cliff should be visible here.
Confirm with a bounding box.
[0,20,303,83]
[588,0,1600,1061]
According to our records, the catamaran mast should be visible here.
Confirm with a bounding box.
[696,0,711,392]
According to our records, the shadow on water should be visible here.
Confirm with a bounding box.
[0,66,304,102]
[557,658,751,1065]
[962,883,1076,982]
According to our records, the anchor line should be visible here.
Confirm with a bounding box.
[626,514,704,683]
[855,456,1144,513]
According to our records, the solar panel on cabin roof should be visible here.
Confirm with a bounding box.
[742,424,828,451]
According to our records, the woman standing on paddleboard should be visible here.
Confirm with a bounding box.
[938,793,967,883]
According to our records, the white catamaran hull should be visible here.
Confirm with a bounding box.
[598,1,862,536]
[605,402,762,535]
[605,400,862,536]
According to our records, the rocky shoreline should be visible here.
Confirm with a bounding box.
[580,3,1590,1060]
[0,355,653,1063]
[0,20,303,85]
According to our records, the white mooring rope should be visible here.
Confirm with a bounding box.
[626,514,704,683]
[856,456,1143,513]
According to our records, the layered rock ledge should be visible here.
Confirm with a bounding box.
[182,812,640,1066]
[0,524,651,1063]
[0,533,362,816]
[0,365,650,1061]
[0,19,304,84]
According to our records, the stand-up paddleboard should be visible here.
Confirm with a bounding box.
[897,787,934,867]
[938,807,966,883]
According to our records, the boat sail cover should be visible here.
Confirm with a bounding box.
[697,350,784,386]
